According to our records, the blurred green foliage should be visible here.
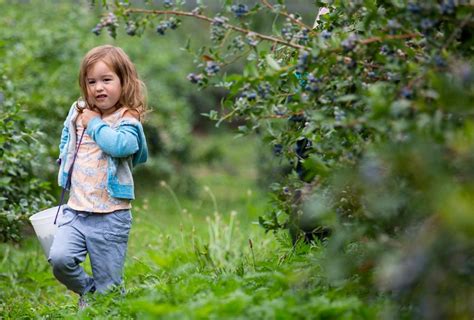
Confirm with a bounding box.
[0,0,231,241]
[0,70,53,242]
[103,0,474,318]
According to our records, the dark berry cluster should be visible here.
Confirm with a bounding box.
[211,16,228,43]
[288,114,307,130]
[341,33,358,52]
[387,19,401,34]
[186,73,204,84]
[304,73,319,93]
[231,35,245,52]
[295,28,310,45]
[241,90,257,101]
[334,106,346,122]
[163,0,173,8]
[296,50,316,73]
[433,55,446,68]
[156,18,179,35]
[407,3,421,15]
[92,12,118,37]
[273,144,283,156]
[246,32,259,47]
[257,82,271,99]
[320,30,331,40]
[294,138,313,181]
[231,4,249,18]
[125,20,137,36]
[205,61,220,76]
[440,0,455,15]
[419,18,434,32]
[281,20,298,42]
[401,87,413,99]
[380,44,394,56]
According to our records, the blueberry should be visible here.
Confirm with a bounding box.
[243,91,257,101]
[205,61,220,76]
[407,3,421,14]
[380,45,392,55]
[273,144,283,156]
[440,0,455,15]
[186,73,204,84]
[288,114,306,124]
[341,34,358,52]
[231,4,249,18]
[246,32,259,46]
[156,23,167,35]
[387,19,401,31]
[296,29,309,44]
[125,21,137,36]
[321,30,331,40]
[305,74,319,92]
[297,50,311,73]
[281,24,294,41]
[163,0,173,8]
[420,18,434,31]
[401,87,413,99]
[434,55,447,68]
[295,138,312,158]
[92,24,102,36]
[257,83,271,99]
[169,19,178,29]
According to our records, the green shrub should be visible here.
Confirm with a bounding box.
[100,0,474,317]
[0,70,53,242]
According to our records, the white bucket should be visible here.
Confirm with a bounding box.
[29,206,62,258]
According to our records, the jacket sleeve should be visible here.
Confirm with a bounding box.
[86,116,140,158]
[59,125,69,154]
[58,102,76,158]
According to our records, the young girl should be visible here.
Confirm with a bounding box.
[48,45,148,307]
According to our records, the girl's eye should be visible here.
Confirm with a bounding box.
[88,81,96,85]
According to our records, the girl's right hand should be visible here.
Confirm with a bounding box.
[81,109,101,128]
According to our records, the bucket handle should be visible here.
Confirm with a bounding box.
[54,128,86,225]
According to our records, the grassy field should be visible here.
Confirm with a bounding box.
[0,133,382,319]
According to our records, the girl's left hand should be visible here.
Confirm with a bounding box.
[82,109,101,128]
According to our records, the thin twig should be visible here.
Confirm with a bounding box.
[260,0,313,31]
[359,33,420,45]
[125,8,309,50]
[125,8,423,53]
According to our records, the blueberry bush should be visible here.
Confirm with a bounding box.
[0,69,53,242]
[95,0,474,317]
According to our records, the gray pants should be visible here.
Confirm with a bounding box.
[48,206,132,295]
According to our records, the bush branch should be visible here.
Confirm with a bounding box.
[124,8,309,50]
[260,0,313,31]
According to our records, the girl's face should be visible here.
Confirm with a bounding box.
[86,60,122,115]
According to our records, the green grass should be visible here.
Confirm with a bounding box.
[0,132,382,319]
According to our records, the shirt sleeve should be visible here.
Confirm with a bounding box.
[86,116,140,158]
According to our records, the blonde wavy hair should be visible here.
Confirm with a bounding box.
[78,45,147,122]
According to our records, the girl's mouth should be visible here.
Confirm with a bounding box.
[96,94,107,100]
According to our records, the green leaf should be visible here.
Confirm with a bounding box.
[265,54,281,71]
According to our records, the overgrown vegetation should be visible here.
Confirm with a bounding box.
[1,0,473,318]
[0,70,53,242]
[100,0,474,318]
[1,133,383,319]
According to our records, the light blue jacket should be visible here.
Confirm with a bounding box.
[58,102,148,200]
